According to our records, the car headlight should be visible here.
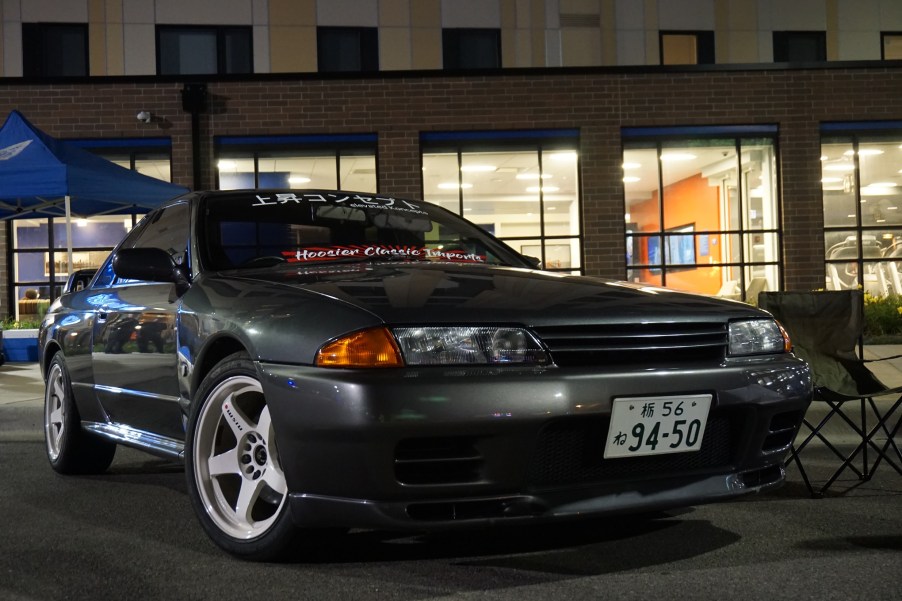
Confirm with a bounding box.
[393,326,548,366]
[315,326,548,367]
[728,319,791,356]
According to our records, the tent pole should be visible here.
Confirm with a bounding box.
[65,195,74,283]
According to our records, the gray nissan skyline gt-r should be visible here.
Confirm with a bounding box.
[38,189,812,560]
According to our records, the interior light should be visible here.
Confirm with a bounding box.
[660,152,697,162]
[622,162,641,170]
[288,175,311,184]
[460,164,497,172]
[820,155,829,161]
[858,149,884,156]
[868,182,898,188]
[549,152,578,162]
[217,160,237,170]
[821,177,842,183]
[622,176,641,183]
[823,163,855,172]
[76,219,88,227]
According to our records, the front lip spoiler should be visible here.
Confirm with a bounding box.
[286,464,785,531]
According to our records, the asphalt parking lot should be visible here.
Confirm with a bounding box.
[1,358,900,601]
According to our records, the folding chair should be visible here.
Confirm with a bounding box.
[758,290,902,497]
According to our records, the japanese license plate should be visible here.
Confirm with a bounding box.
[603,394,712,459]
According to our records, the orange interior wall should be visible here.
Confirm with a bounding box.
[631,173,722,293]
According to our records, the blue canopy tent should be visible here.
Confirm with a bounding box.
[0,109,188,272]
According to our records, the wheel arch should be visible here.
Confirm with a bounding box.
[190,335,251,399]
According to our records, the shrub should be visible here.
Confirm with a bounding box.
[863,292,902,340]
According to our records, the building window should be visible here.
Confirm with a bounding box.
[6,138,175,317]
[10,216,140,320]
[821,124,902,297]
[69,138,176,183]
[157,26,252,75]
[317,27,379,73]
[660,31,715,65]
[882,33,902,60]
[421,130,581,273]
[623,126,781,303]
[773,31,826,63]
[215,134,378,192]
[442,29,502,71]
[22,23,88,78]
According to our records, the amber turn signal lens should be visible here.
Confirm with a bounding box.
[776,320,793,353]
[316,327,404,368]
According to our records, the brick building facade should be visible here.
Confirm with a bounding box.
[3,62,901,316]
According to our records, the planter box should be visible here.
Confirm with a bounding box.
[3,329,39,362]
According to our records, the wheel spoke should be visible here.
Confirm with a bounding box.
[235,476,266,524]
[220,391,255,438]
[262,463,286,495]
[208,448,239,477]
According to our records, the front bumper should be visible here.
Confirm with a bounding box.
[257,356,811,530]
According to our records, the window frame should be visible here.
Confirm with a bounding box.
[773,31,827,63]
[22,22,89,78]
[420,129,582,274]
[659,31,715,65]
[156,25,253,76]
[214,134,379,192]
[621,125,783,303]
[881,32,902,60]
[316,26,379,73]
[442,28,502,71]
[820,122,902,297]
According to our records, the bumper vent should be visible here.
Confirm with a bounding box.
[762,410,805,453]
[394,437,484,485]
[532,322,728,367]
[527,414,736,489]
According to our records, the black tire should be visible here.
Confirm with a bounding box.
[185,351,300,561]
[44,353,116,474]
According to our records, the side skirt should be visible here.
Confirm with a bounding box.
[82,421,185,461]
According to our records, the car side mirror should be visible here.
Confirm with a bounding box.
[521,254,542,269]
[113,248,190,297]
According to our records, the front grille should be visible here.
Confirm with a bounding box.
[533,322,728,367]
[527,414,736,489]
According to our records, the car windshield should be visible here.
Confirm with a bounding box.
[201,191,529,271]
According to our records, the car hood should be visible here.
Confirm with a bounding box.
[224,262,765,327]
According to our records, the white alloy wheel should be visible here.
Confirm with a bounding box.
[192,375,288,540]
[44,360,68,462]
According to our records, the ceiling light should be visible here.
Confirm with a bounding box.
[217,160,237,170]
[660,152,697,162]
[549,152,578,162]
[623,176,641,183]
[460,164,497,172]
[858,148,884,156]
[288,175,311,184]
[823,163,855,172]
[821,177,842,183]
[868,182,898,188]
[76,219,88,227]
[622,162,641,170]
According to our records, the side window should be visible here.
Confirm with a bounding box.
[96,203,190,286]
[123,203,190,266]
